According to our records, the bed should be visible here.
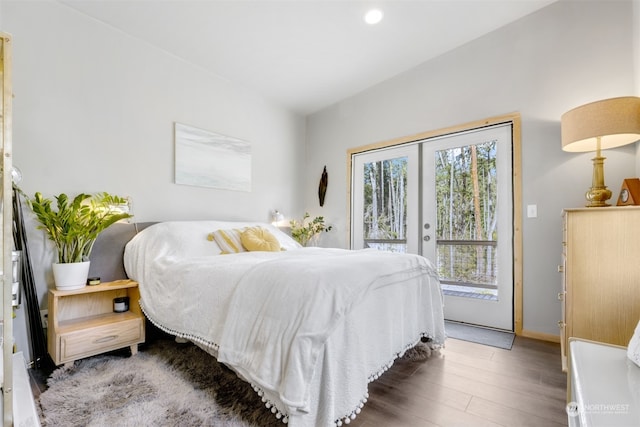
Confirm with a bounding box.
[121,220,445,427]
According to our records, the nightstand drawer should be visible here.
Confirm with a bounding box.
[59,317,143,362]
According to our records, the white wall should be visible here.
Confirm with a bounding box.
[4,0,305,221]
[305,0,638,337]
[2,0,306,362]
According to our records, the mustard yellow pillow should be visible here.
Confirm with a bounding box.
[240,227,281,252]
[207,228,247,254]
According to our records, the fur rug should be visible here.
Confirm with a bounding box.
[37,338,433,426]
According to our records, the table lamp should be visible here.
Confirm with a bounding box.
[271,209,285,226]
[561,96,640,207]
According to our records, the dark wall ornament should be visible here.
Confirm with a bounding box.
[318,166,328,207]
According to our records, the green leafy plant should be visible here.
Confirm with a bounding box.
[28,192,133,263]
[290,212,332,246]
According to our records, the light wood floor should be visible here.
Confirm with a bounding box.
[30,334,567,426]
[352,336,568,427]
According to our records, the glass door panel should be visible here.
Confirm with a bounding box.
[435,140,498,300]
[352,145,419,254]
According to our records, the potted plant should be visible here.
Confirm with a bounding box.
[28,192,132,290]
[289,212,332,247]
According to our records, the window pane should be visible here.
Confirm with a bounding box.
[435,141,498,298]
[362,156,408,252]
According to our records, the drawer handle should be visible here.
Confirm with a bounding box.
[94,335,117,344]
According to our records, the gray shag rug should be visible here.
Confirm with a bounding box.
[37,338,433,426]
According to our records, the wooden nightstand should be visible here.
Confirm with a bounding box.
[47,279,145,366]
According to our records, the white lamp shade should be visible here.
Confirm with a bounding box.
[561,96,640,152]
[271,210,284,225]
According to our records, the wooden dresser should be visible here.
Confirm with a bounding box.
[560,207,640,372]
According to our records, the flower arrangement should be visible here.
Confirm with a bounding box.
[289,212,332,247]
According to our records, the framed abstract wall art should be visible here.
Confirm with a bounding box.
[174,122,251,192]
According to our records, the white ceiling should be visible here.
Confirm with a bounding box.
[61,0,557,115]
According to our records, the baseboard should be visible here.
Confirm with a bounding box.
[520,329,561,343]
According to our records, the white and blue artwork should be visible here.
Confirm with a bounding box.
[175,122,251,192]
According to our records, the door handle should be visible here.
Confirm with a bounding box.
[94,335,117,344]
[423,235,431,242]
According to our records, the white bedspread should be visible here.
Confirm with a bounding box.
[216,248,436,414]
[124,221,445,426]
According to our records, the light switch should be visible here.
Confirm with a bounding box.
[527,204,537,218]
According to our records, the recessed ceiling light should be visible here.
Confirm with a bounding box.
[364,9,383,25]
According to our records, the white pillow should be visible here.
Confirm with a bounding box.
[127,220,302,260]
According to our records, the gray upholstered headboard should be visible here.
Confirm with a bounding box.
[88,222,157,282]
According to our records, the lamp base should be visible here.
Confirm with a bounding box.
[585,153,612,207]
[585,186,612,207]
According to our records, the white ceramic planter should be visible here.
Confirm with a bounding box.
[52,261,90,291]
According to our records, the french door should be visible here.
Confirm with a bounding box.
[351,123,514,331]
[422,124,513,330]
